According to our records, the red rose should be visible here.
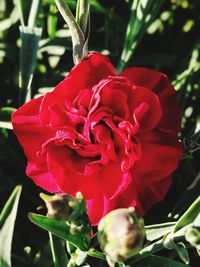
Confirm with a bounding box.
[12,53,182,225]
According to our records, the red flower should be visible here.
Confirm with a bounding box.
[12,53,182,225]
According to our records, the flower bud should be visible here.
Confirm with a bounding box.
[40,192,91,234]
[98,208,145,264]
[41,193,71,221]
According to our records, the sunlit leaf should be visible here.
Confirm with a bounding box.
[19,26,42,104]
[29,213,90,251]
[49,233,68,267]
[0,185,22,267]
[145,222,176,242]
[173,196,200,233]
[117,0,164,72]
[0,121,13,130]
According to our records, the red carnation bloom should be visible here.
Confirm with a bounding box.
[12,53,182,225]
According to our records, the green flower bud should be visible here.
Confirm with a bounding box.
[98,208,145,264]
[41,193,71,221]
[40,192,91,234]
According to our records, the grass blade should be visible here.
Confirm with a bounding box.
[173,196,200,233]
[49,232,68,267]
[29,213,90,251]
[0,185,22,267]
[19,26,42,104]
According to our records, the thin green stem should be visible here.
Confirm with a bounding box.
[16,0,25,26]
[76,0,89,37]
[28,0,40,28]
[55,0,85,64]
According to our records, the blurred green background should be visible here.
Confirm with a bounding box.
[0,0,200,266]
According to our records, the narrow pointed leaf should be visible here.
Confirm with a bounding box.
[49,232,68,267]
[169,172,200,219]
[16,0,25,26]
[29,213,89,251]
[0,122,13,130]
[76,0,89,37]
[145,222,176,242]
[28,0,40,28]
[0,185,22,267]
[117,0,164,73]
[173,196,200,233]
[19,26,42,104]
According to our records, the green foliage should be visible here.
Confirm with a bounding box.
[29,213,90,251]
[0,186,22,267]
[134,255,190,267]
[145,222,176,242]
[19,26,42,104]
[49,233,68,267]
[0,0,200,266]
[173,196,200,233]
[117,0,164,73]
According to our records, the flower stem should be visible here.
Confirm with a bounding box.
[55,0,86,64]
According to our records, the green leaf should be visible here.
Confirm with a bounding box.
[47,5,58,39]
[0,121,13,130]
[19,26,42,104]
[49,232,68,267]
[134,255,190,267]
[29,213,90,251]
[173,196,200,233]
[174,243,190,265]
[127,223,192,266]
[117,0,164,73]
[76,0,89,37]
[127,239,164,265]
[16,0,25,26]
[169,172,200,220]
[0,185,22,267]
[0,18,12,32]
[164,235,190,265]
[145,222,176,242]
[193,213,200,227]
[28,0,40,28]
[0,107,16,121]
[43,0,106,13]
[90,0,106,13]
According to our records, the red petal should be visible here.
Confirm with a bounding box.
[47,145,101,199]
[12,97,60,192]
[121,67,181,133]
[133,175,173,215]
[39,53,116,124]
[26,161,61,192]
[134,130,182,180]
[132,86,162,132]
[87,193,116,226]
[90,78,130,119]
[12,96,50,163]
[100,162,132,199]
